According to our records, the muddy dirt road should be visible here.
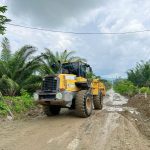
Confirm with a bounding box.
[0,90,149,150]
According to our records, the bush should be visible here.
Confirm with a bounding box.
[114,79,138,96]
[140,87,150,94]
[0,90,35,117]
[20,89,34,108]
[0,100,9,116]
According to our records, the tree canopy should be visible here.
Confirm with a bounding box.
[0,38,42,95]
[127,61,150,87]
[0,5,10,34]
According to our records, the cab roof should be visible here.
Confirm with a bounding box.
[62,61,89,66]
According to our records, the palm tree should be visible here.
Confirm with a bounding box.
[0,37,42,96]
[40,49,86,75]
[127,60,150,87]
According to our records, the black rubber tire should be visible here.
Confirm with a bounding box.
[93,91,103,110]
[75,90,93,118]
[43,105,61,116]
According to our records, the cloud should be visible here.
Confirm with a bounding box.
[85,0,150,78]
[1,0,150,79]
[3,24,76,53]
[7,0,105,28]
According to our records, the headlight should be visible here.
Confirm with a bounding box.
[56,92,63,100]
[33,93,39,101]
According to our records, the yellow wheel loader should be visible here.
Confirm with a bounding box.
[34,61,106,118]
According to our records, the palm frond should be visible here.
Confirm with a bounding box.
[1,37,11,61]
[0,75,19,96]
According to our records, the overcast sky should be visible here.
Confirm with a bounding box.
[0,0,150,79]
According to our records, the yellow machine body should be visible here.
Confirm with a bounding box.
[58,74,106,96]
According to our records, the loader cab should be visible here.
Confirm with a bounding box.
[61,62,92,78]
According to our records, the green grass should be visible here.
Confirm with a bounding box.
[0,90,35,117]
[114,79,138,96]
[114,79,150,96]
[140,87,150,94]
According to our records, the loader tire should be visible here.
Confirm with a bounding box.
[93,91,103,110]
[43,105,61,116]
[75,90,93,118]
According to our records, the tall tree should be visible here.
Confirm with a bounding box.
[0,6,11,34]
[127,61,150,87]
[0,37,42,95]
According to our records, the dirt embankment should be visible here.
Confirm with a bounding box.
[127,95,150,118]
[122,94,150,139]
[0,90,150,150]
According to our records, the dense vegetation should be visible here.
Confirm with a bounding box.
[127,61,150,87]
[114,61,150,96]
[0,38,42,96]
[0,90,34,117]
[114,79,138,96]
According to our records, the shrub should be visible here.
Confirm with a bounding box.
[20,89,34,108]
[140,87,150,94]
[0,100,9,116]
[114,79,138,96]
[0,91,35,117]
